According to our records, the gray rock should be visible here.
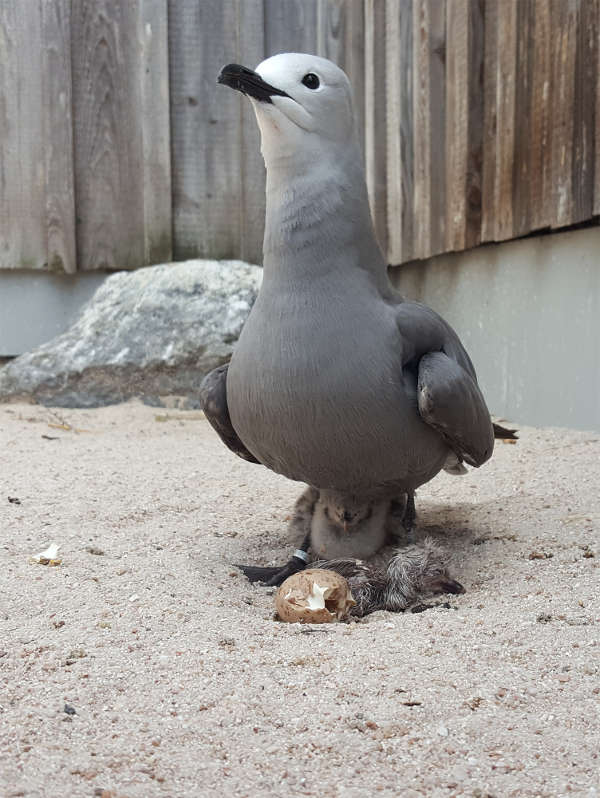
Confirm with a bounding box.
[0,259,262,408]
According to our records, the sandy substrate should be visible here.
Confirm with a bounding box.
[1,401,599,798]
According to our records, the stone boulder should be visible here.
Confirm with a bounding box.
[0,259,262,408]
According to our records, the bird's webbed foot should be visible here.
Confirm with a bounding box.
[402,493,417,537]
[237,556,308,587]
[236,536,311,587]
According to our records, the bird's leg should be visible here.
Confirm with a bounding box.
[237,533,310,586]
[387,492,417,543]
[402,492,417,541]
[236,487,318,586]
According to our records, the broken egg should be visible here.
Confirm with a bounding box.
[275,569,355,623]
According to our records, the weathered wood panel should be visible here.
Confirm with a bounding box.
[428,0,447,257]
[170,0,267,265]
[42,0,77,274]
[264,0,319,55]
[237,0,267,263]
[551,0,578,229]
[493,0,518,242]
[386,0,415,264]
[596,0,600,217]
[365,0,389,254]
[445,0,471,252]
[413,0,433,259]
[140,0,172,264]
[464,0,484,250]
[512,0,533,238]
[3,0,600,273]
[571,0,598,224]
[528,0,554,232]
[0,0,76,272]
[169,0,242,261]
[317,0,366,147]
[72,0,171,270]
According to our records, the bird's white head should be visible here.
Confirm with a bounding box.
[218,53,357,169]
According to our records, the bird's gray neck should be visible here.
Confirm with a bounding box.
[261,147,387,289]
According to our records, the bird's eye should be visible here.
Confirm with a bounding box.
[302,73,320,90]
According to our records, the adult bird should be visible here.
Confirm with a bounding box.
[201,53,496,584]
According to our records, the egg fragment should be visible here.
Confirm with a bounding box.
[275,569,355,623]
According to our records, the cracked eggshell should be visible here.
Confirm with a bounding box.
[275,569,355,623]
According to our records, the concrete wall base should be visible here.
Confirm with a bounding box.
[0,271,108,356]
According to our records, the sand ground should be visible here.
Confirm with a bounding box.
[1,400,598,798]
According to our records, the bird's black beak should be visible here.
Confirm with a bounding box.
[218,63,290,104]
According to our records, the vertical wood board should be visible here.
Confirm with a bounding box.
[493,0,517,241]
[71,0,146,270]
[571,0,598,223]
[263,0,319,55]
[480,0,498,242]
[386,0,414,264]
[0,1,76,272]
[445,0,470,251]
[42,0,77,273]
[168,0,244,261]
[140,0,172,264]
[512,0,533,238]
[528,0,554,231]
[365,0,389,254]
[550,0,578,228]
[317,0,366,149]
[464,0,483,250]
[427,0,447,257]
[596,0,600,216]
[238,0,267,264]
[413,0,432,259]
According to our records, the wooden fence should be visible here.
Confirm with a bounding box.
[1,0,599,273]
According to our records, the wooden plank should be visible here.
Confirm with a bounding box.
[512,0,533,237]
[428,0,447,257]
[317,0,366,150]
[445,0,470,251]
[464,0,484,250]
[168,0,243,261]
[139,0,172,264]
[596,0,600,216]
[493,0,518,240]
[264,0,319,55]
[71,1,145,270]
[550,0,578,228]
[528,0,553,231]
[412,0,432,259]
[0,3,46,270]
[365,0,388,255]
[480,0,499,242]
[572,0,598,223]
[238,0,266,264]
[386,0,414,264]
[41,0,77,274]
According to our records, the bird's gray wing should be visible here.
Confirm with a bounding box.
[199,364,260,464]
[396,302,494,468]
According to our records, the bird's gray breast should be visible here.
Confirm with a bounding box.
[226,287,447,494]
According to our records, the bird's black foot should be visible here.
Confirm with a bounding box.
[396,493,417,542]
[237,555,308,587]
